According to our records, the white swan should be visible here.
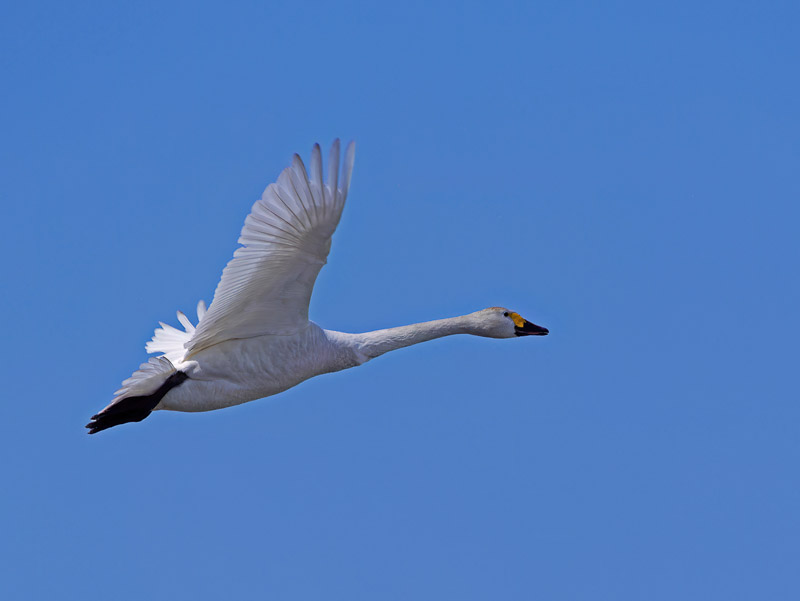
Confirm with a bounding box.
[87,140,548,434]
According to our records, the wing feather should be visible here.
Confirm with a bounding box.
[185,140,355,355]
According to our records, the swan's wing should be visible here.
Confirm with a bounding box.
[185,140,355,355]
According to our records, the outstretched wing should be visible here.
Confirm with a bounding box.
[186,140,355,355]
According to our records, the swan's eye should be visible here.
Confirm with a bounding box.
[503,312,509,317]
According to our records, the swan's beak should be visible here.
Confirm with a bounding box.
[514,320,549,336]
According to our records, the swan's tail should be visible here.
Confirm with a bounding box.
[145,300,207,364]
[86,300,205,434]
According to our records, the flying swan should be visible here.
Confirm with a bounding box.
[86,140,548,434]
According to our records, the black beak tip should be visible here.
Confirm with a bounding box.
[515,322,549,336]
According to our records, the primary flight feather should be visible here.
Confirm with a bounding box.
[87,140,548,434]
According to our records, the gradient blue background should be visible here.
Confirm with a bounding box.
[2,1,798,599]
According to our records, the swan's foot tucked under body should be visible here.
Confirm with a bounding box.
[86,371,189,434]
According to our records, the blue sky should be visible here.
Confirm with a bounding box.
[2,1,798,599]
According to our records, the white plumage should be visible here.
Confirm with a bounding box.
[87,140,548,434]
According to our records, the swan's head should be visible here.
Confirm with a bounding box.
[469,307,549,339]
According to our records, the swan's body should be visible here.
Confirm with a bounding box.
[87,141,548,434]
[158,325,359,412]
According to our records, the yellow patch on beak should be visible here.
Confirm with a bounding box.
[508,312,526,328]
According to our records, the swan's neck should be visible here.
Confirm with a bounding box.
[352,315,474,361]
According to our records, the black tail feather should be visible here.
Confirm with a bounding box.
[86,371,188,434]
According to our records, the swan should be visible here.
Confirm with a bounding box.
[86,140,549,434]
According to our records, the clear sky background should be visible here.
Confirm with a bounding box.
[1,1,798,599]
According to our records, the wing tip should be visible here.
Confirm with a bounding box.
[341,140,356,198]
